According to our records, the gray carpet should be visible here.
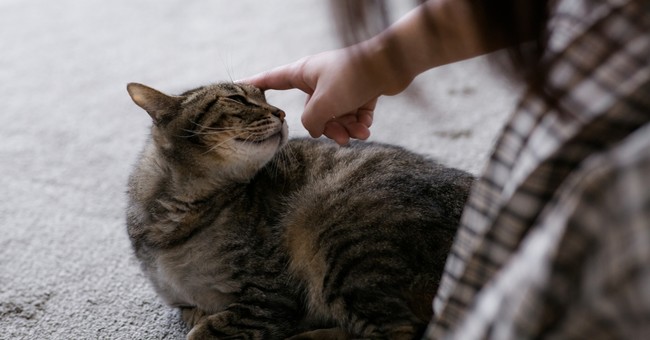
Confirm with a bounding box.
[0,1,518,339]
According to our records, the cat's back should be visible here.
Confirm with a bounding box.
[276,137,473,219]
[276,138,473,328]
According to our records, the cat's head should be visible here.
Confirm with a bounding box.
[127,82,288,183]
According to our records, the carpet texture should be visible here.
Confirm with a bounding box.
[0,1,518,339]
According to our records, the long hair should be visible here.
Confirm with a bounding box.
[329,0,551,96]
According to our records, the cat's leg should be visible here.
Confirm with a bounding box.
[185,299,301,340]
[321,269,431,340]
[180,306,208,328]
[337,291,427,340]
[286,320,421,340]
[186,310,242,340]
[186,309,295,340]
[285,327,350,340]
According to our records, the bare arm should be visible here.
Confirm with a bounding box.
[242,0,499,145]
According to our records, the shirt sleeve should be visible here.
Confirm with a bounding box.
[543,127,650,339]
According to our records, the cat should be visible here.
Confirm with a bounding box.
[125,81,474,340]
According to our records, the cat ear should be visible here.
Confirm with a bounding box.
[127,83,180,124]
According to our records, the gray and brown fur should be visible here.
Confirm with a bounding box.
[126,82,473,340]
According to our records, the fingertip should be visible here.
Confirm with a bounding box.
[333,135,350,146]
[235,77,259,89]
[237,69,282,91]
[301,111,326,139]
[305,121,323,139]
[324,122,350,146]
[353,126,372,140]
[342,121,370,141]
[358,112,373,128]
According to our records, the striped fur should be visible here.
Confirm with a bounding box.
[126,82,473,339]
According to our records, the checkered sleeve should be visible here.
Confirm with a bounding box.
[542,126,650,339]
[426,0,650,337]
[441,122,650,339]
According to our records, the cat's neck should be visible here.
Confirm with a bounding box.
[166,167,242,202]
[139,142,246,201]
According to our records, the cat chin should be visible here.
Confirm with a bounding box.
[221,130,288,182]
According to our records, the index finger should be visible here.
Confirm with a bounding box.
[238,60,313,94]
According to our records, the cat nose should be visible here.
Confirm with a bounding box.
[273,109,286,122]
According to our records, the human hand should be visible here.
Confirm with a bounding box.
[241,46,403,145]
[240,0,490,145]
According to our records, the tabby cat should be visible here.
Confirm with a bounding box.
[125,81,473,340]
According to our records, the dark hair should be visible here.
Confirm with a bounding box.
[470,0,550,95]
[329,0,551,97]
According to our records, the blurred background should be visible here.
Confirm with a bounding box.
[0,0,517,338]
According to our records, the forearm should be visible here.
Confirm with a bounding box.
[358,0,503,95]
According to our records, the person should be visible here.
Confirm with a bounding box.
[241,0,650,338]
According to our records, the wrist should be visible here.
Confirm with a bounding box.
[355,35,416,96]
[356,0,489,95]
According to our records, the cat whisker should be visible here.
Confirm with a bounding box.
[202,133,249,154]
[202,126,259,132]
[267,143,295,181]
[271,153,284,179]
[218,51,235,84]
[177,129,235,139]
[240,134,256,149]
[189,120,259,132]
[281,146,297,174]
[181,129,235,137]
[181,125,267,139]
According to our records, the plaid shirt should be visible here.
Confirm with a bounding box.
[426,0,650,338]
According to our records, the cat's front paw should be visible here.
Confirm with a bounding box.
[186,311,254,340]
[286,328,350,340]
[180,306,208,328]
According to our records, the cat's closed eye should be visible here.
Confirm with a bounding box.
[227,95,248,105]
